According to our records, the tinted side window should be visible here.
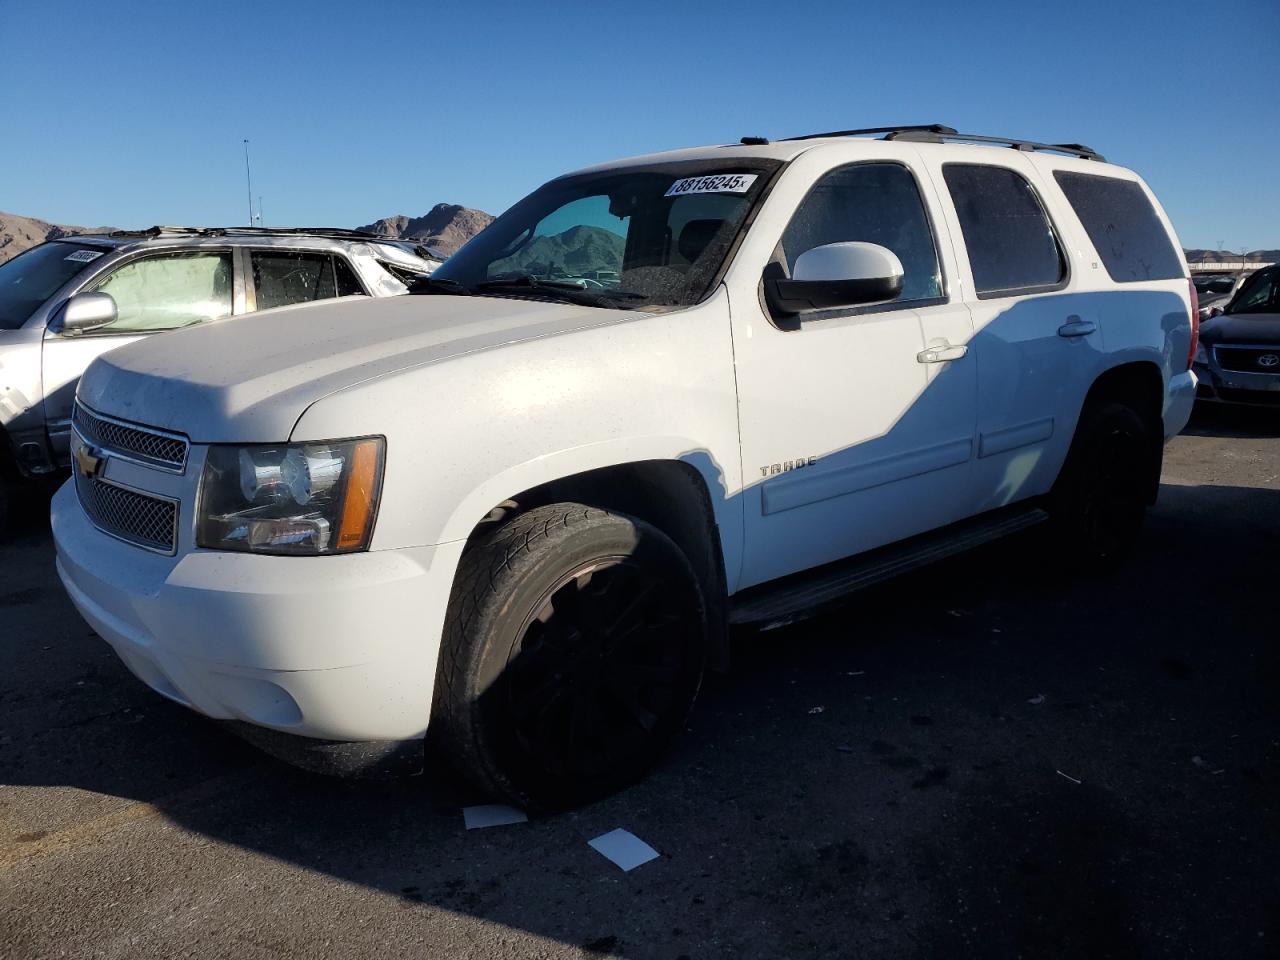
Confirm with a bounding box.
[334,256,365,297]
[781,162,942,303]
[942,164,1065,298]
[93,252,233,332]
[1053,171,1183,283]
[251,251,337,310]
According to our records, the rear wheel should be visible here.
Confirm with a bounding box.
[1050,400,1155,569]
[435,504,707,811]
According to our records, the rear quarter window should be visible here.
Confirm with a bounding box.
[1053,171,1184,283]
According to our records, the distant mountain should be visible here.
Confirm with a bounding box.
[355,203,494,257]
[1185,248,1280,263]
[491,225,626,278]
[0,211,117,263]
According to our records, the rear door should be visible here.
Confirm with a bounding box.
[244,249,366,312]
[42,249,236,458]
[924,155,1103,515]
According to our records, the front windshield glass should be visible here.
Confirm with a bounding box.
[431,160,781,310]
[0,241,110,330]
[1226,267,1280,315]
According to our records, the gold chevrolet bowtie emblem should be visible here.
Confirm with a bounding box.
[74,442,105,479]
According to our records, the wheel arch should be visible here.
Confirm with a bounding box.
[1072,359,1166,502]
[458,455,735,670]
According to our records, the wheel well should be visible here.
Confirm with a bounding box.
[466,460,731,670]
[0,425,20,483]
[1079,361,1165,502]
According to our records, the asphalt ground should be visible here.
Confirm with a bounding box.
[1,404,1277,959]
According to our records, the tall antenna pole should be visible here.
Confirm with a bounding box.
[242,139,254,226]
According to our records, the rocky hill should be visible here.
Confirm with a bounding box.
[0,211,116,263]
[355,203,494,256]
[489,225,625,278]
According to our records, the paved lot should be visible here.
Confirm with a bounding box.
[2,406,1278,959]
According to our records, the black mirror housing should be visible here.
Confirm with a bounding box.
[766,273,904,315]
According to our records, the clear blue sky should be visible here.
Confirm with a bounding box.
[2,0,1276,251]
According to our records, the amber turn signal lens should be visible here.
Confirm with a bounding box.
[337,438,383,551]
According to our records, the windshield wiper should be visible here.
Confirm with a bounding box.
[408,275,472,296]
[475,275,596,293]
[474,275,647,309]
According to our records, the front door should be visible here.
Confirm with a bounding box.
[730,157,977,589]
[42,249,236,460]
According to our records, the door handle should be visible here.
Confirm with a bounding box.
[917,342,968,364]
[1057,316,1097,338]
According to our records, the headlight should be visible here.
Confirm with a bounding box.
[1194,343,1209,365]
[197,437,384,555]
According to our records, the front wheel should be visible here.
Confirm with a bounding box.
[434,504,707,811]
[1050,400,1156,569]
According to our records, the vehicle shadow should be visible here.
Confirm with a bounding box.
[3,480,1277,958]
[1182,401,1280,438]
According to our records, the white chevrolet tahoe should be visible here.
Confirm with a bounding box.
[51,125,1199,810]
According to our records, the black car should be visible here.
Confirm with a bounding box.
[1194,264,1280,407]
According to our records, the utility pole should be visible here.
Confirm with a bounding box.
[243,139,254,227]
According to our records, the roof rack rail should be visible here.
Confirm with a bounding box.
[105,226,394,241]
[780,125,1105,161]
[783,124,957,142]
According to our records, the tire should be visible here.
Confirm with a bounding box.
[1049,400,1155,569]
[434,503,708,811]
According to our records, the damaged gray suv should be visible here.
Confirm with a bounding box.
[0,227,438,534]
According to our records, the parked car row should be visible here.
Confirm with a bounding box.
[1192,271,1248,320]
[0,227,438,530]
[1193,263,1280,407]
[26,125,1203,809]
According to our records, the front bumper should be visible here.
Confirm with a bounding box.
[1192,360,1280,407]
[52,479,465,745]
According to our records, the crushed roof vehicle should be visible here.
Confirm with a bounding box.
[0,227,437,532]
[51,125,1198,810]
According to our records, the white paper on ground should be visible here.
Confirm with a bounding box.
[587,828,660,871]
[463,804,528,830]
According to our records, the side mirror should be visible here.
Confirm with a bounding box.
[59,292,118,335]
[766,242,904,315]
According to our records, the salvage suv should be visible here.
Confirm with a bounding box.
[52,125,1198,810]
[0,227,437,533]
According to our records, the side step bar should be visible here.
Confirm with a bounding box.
[729,504,1050,629]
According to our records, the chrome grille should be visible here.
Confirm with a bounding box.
[74,470,178,554]
[73,403,189,472]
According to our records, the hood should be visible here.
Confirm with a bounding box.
[1199,312,1280,345]
[77,294,634,442]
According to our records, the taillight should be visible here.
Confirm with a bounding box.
[1186,278,1200,370]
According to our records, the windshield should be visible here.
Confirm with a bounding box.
[431,159,781,310]
[0,241,111,330]
[1226,267,1280,315]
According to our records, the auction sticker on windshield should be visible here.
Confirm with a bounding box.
[665,173,758,197]
[64,250,105,263]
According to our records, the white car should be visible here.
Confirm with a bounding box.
[52,125,1198,810]
[0,227,437,534]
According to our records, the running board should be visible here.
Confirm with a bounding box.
[729,505,1049,629]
